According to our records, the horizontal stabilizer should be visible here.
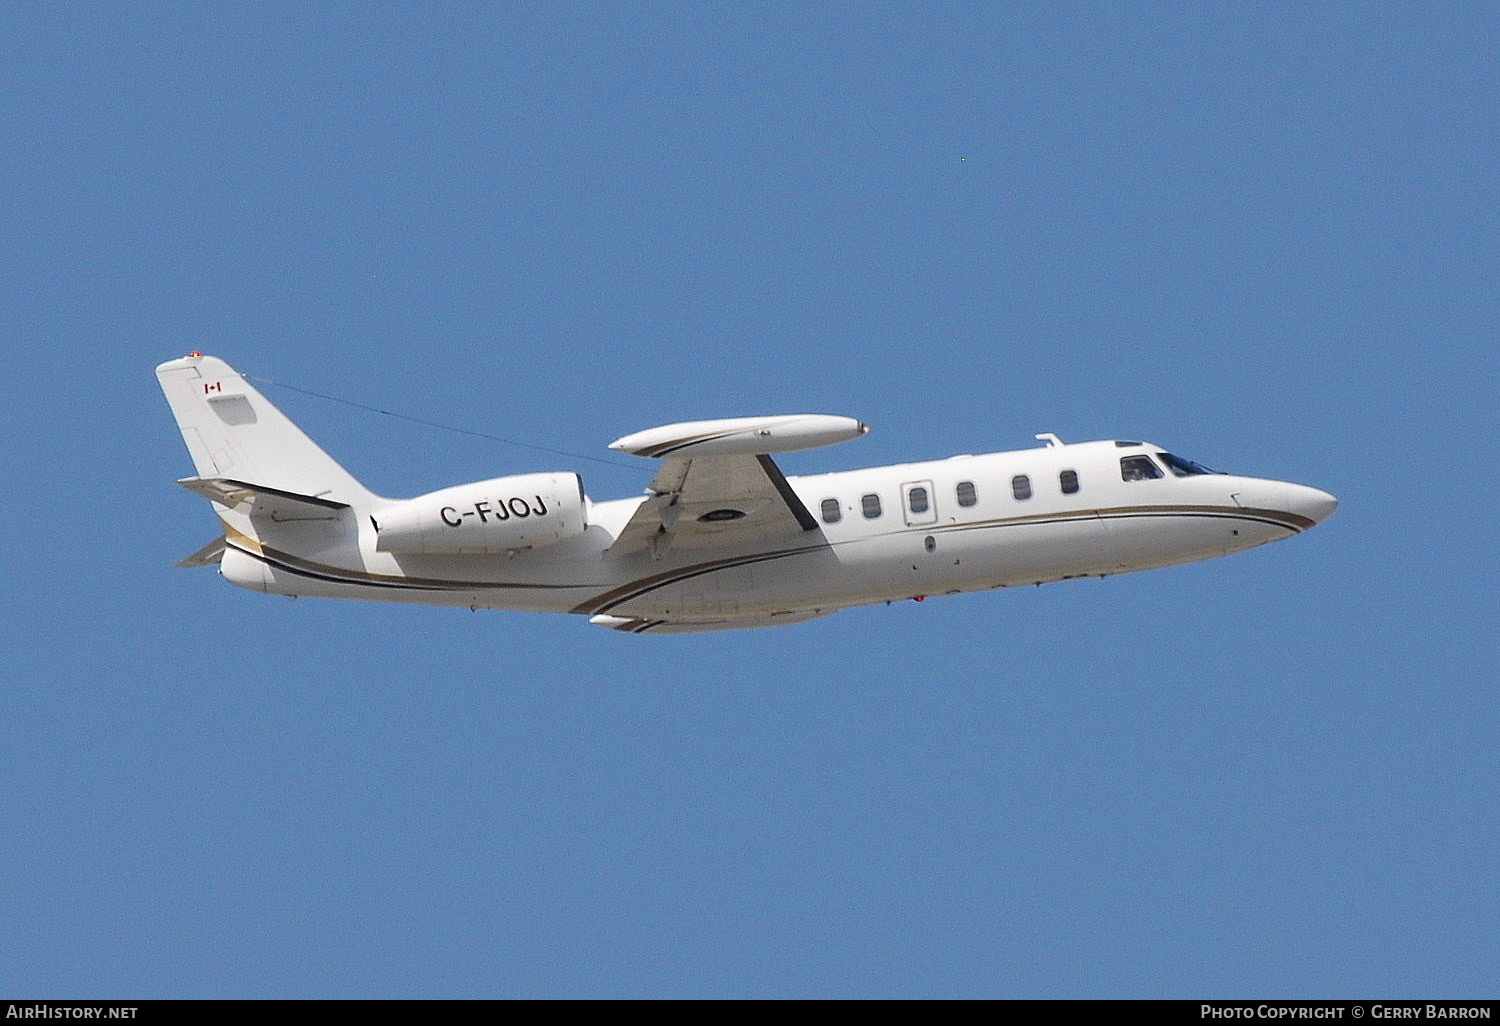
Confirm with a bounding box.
[177,476,350,520]
[175,536,226,569]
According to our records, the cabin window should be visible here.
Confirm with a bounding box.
[907,486,929,515]
[861,493,882,519]
[1012,474,1032,500]
[956,481,977,507]
[1121,455,1163,482]
[1060,469,1080,494]
[821,498,842,524]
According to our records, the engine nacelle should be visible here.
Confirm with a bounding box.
[373,473,587,555]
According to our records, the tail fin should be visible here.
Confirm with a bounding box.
[156,354,380,508]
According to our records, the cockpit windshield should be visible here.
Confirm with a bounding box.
[1157,452,1218,476]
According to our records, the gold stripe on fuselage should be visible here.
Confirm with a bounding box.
[224,502,1310,609]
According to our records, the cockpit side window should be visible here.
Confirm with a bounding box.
[1157,452,1217,476]
[1120,455,1164,482]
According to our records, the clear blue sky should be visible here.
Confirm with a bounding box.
[2,2,1496,998]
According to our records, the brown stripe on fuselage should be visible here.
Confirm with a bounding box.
[221,502,1310,610]
[222,523,601,592]
[927,504,1314,537]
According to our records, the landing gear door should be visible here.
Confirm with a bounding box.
[901,480,938,527]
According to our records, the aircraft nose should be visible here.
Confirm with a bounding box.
[1286,484,1338,526]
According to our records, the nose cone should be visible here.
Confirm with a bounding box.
[1286,484,1338,527]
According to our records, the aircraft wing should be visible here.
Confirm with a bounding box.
[605,415,867,558]
[589,609,836,634]
[609,453,819,556]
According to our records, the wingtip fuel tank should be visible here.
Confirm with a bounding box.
[609,415,869,459]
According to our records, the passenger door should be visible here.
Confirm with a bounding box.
[901,480,938,527]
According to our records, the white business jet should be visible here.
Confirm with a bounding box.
[158,354,1336,634]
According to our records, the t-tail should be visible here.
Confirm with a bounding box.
[156,353,380,569]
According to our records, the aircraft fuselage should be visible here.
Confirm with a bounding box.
[216,439,1334,629]
[161,354,1334,634]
